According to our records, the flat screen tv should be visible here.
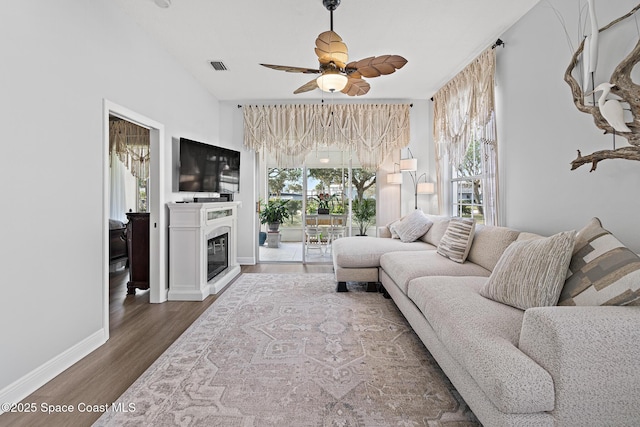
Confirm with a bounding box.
[178,138,240,193]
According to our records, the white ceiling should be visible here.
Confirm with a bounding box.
[112,0,540,101]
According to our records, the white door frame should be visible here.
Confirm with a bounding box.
[102,100,167,340]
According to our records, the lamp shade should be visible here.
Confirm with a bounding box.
[316,71,348,92]
[417,182,435,194]
[387,173,403,184]
[400,158,417,171]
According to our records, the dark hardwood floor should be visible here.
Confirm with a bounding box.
[1,263,331,427]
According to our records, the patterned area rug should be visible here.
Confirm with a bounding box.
[95,274,479,426]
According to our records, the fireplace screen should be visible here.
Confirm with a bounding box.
[207,232,228,281]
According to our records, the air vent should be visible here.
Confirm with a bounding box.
[210,61,228,71]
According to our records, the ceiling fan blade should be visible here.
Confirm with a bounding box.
[293,78,319,94]
[260,63,321,74]
[314,30,348,68]
[341,77,370,96]
[346,55,408,78]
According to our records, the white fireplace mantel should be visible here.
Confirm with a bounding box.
[167,201,241,301]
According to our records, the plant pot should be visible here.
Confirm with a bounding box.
[259,231,267,246]
[267,222,280,232]
[317,208,330,214]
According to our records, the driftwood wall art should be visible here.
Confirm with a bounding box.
[564,4,640,171]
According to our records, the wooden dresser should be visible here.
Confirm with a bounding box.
[126,212,150,294]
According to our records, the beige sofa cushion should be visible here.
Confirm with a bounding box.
[331,236,433,268]
[408,277,554,414]
[419,215,450,246]
[467,224,520,271]
[480,231,576,310]
[519,306,640,424]
[380,250,490,294]
[559,217,640,306]
[378,225,393,239]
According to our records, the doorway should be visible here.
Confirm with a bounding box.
[258,149,377,264]
[102,100,166,341]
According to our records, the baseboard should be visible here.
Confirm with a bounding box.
[0,329,107,413]
[167,287,209,301]
[237,257,256,265]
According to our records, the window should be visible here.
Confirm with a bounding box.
[451,140,484,224]
[137,177,148,212]
[267,167,303,228]
[433,48,498,225]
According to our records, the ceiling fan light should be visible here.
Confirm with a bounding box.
[316,72,348,93]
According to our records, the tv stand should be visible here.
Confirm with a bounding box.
[193,194,233,203]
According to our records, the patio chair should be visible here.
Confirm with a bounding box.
[304,217,324,255]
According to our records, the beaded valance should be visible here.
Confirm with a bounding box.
[109,120,150,179]
[243,103,411,169]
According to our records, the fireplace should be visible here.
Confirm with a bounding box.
[207,228,229,281]
[168,201,241,301]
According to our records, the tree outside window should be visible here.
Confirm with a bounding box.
[267,168,303,226]
[306,168,376,212]
[266,166,376,231]
[451,140,485,224]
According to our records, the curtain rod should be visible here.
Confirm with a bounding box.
[237,103,413,108]
[429,39,504,101]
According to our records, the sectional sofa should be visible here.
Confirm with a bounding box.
[331,212,640,426]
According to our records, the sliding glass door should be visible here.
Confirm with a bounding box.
[258,149,376,264]
[261,167,303,262]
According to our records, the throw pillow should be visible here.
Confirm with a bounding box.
[436,217,476,263]
[391,210,433,243]
[387,219,402,239]
[558,217,640,306]
[480,230,576,310]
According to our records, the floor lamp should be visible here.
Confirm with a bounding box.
[387,156,435,209]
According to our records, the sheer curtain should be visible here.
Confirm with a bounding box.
[432,48,499,225]
[109,151,127,223]
[242,103,411,170]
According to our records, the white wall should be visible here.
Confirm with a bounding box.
[498,0,640,252]
[0,0,223,398]
[403,100,438,216]
[218,102,257,264]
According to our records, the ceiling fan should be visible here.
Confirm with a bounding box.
[260,0,408,96]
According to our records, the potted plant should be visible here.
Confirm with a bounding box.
[352,198,376,236]
[309,192,334,214]
[259,198,291,232]
[331,203,345,214]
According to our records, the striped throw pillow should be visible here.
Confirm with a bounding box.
[480,230,576,310]
[436,218,476,263]
[558,218,640,306]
